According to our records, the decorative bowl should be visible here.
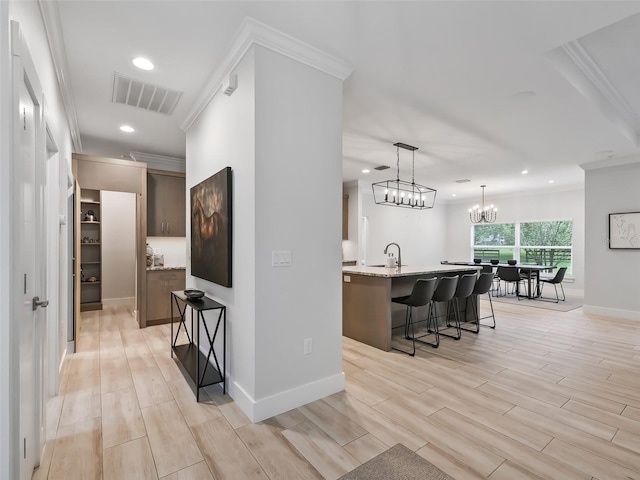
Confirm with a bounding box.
[473,258,482,264]
[490,259,500,265]
[507,259,517,265]
[184,289,205,300]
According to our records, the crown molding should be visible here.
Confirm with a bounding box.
[38,0,82,152]
[129,151,185,173]
[548,39,640,147]
[580,153,640,171]
[180,17,354,132]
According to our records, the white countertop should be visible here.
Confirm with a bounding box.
[342,264,481,278]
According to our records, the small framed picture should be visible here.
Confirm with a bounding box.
[609,212,640,249]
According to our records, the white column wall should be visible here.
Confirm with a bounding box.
[101,191,136,301]
[186,49,257,414]
[584,159,640,320]
[253,46,344,413]
[444,188,585,295]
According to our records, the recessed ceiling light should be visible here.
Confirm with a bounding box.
[120,125,135,133]
[548,180,554,184]
[452,194,457,197]
[132,57,154,71]
[522,170,528,174]
[362,169,370,174]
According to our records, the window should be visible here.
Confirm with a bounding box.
[473,220,573,274]
[473,224,515,263]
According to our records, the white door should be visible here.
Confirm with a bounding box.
[15,23,47,480]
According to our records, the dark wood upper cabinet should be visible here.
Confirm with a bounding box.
[147,170,186,237]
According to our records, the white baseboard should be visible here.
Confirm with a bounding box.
[583,305,640,322]
[228,372,345,423]
[102,297,135,308]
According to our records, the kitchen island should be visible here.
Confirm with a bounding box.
[342,264,481,351]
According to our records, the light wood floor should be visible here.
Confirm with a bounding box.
[33,300,640,479]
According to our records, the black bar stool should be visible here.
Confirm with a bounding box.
[425,276,459,347]
[390,278,437,356]
[462,272,496,333]
[441,274,476,340]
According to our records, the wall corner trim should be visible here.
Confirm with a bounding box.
[38,0,83,152]
[180,16,354,133]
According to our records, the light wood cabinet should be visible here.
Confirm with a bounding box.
[146,269,185,324]
[147,170,186,236]
[79,189,102,311]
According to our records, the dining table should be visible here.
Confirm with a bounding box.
[446,261,556,299]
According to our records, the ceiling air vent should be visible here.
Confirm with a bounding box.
[374,165,390,171]
[112,72,182,115]
[455,179,471,183]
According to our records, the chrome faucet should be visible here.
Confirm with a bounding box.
[384,243,401,269]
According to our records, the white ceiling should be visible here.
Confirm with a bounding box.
[54,1,640,201]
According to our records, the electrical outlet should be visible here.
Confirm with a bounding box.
[303,338,312,355]
[272,250,292,267]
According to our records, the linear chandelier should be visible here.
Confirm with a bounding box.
[371,142,437,210]
[469,185,497,223]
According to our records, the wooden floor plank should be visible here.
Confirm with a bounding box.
[191,416,269,480]
[281,421,361,480]
[298,399,368,446]
[103,437,158,480]
[542,438,640,479]
[236,421,323,479]
[101,387,147,449]
[142,400,204,477]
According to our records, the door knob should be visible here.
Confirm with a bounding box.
[32,296,49,311]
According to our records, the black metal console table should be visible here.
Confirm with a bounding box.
[170,290,226,401]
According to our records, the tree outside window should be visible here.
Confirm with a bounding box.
[472,220,573,274]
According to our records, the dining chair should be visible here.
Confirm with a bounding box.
[539,267,567,303]
[496,266,525,299]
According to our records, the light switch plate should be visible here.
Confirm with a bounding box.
[272,250,292,267]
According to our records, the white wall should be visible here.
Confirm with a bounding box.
[445,187,585,295]
[1,2,73,478]
[186,47,257,417]
[186,43,346,422]
[146,237,186,268]
[101,191,136,301]
[253,46,344,409]
[583,159,640,320]
[360,187,448,267]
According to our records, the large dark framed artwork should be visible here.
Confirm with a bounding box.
[191,167,232,287]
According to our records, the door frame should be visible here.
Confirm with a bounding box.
[11,19,48,478]
[72,154,147,340]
